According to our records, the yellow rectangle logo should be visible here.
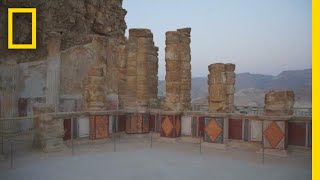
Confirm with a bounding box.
[8,8,36,49]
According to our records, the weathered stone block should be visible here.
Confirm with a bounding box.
[264,91,295,116]
[129,29,153,38]
[165,31,180,44]
[225,63,235,72]
[208,63,225,73]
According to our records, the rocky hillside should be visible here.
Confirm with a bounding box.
[0,0,127,64]
[159,69,311,108]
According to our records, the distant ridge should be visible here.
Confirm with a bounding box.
[158,69,311,108]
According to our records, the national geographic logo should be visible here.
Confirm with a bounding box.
[1,0,37,49]
[7,8,37,49]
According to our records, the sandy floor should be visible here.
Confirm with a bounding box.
[0,134,312,180]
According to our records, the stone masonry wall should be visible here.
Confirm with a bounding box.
[164,28,191,111]
[208,63,235,113]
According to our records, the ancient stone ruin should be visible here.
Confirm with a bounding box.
[0,0,310,156]
[164,28,192,111]
[208,63,235,113]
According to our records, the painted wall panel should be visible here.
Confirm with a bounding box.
[263,121,286,150]
[160,115,181,138]
[204,117,223,144]
[250,120,262,141]
[288,122,306,146]
[229,119,242,140]
[78,116,89,138]
[181,116,192,135]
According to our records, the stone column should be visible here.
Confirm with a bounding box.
[124,29,159,110]
[0,61,18,132]
[208,63,235,113]
[117,45,128,110]
[164,28,191,111]
[178,28,192,111]
[46,32,61,112]
[225,64,236,112]
[123,29,158,134]
[148,42,159,108]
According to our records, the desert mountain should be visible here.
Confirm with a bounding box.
[159,69,311,108]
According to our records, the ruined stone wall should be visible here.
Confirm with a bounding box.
[122,29,159,110]
[264,90,295,116]
[164,28,191,111]
[0,0,127,64]
[59,36,124,111]
[208,63,235,113]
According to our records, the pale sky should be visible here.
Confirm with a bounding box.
[123,0,311,80]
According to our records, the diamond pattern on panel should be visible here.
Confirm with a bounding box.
[205,119,222,142]
[264,121,284,148]
[161,116,173,136]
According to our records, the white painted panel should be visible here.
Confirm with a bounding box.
[78,117,89,138]
[251,120,262,141]
[109,116,113,133]
[181,116,192,135]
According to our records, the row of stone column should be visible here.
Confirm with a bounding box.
[164,28,192,111]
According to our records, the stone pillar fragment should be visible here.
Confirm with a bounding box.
[164,28,192,111]
[46,32,61,112]
[264,90,295,116]
[117,45,128,109]
[208,63,235,113]
[124,29,159,110]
